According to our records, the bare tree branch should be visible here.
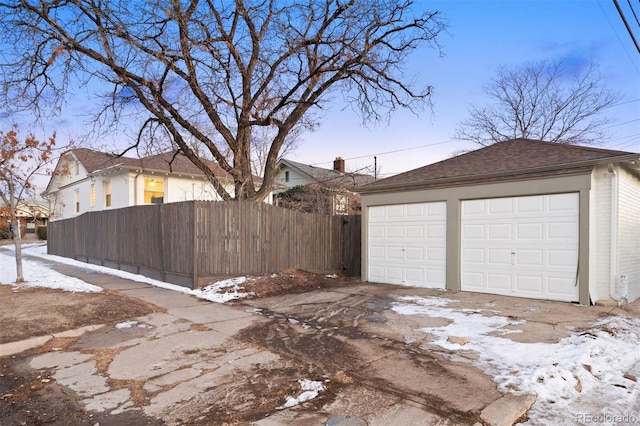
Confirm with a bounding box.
[454,60,620,146]
[0,0,445,200]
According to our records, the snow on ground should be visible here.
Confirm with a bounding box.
[0,249,102,293]
[0,243,252,302]
[393,296,640,425]
[277,379,326,409]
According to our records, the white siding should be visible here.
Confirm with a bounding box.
[617,168,640,302]
[167,177,224,202]
[591,167,612,302]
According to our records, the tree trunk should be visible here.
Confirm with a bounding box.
[14,218,24,283]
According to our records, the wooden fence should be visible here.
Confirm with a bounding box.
[48,201,361,288]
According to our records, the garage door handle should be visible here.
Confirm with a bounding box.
[511,250,516,265]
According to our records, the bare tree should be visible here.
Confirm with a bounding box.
[454,60,620,146]
[0,0,446,201]
[0,124,58,283]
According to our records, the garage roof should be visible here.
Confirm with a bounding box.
[360,139,639,193]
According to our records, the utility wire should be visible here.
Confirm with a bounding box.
[613,0,640,53]
[627,0,640,26]
[598,0,640,71]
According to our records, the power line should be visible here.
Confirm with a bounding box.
[613,0,640,53]
[598,0,640,72]
[309,139,457,167]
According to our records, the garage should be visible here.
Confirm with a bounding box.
[368,202,446,288]
[460,193,579,302]
[359,139,640,305]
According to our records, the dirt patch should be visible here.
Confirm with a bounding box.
[238,269,355,298]
[0,285,163,344]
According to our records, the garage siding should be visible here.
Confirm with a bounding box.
[618,168,640,302]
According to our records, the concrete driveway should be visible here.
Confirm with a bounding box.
[2,262,639,426]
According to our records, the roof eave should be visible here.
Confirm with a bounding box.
[360,153,640,195]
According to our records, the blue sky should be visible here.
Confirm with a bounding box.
[7,0,640,181]
[294,0,640,177]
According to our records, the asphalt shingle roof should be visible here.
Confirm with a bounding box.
[71,148,231,179]
[362,139,637,191]
[281,159,375,188]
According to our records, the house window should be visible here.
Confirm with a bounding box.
[144,177,164,204]
[74,190,80,213]
[89,184,96,207]
[285,171,290,183]
[104,181,112,207]
[335,193,348,215]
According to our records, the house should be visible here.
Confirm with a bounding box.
[0,201,49,238]
[358,139,640,305]
[274,157,375,215]
[44,148,271,220]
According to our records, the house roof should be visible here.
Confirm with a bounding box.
[71,148,231,179]
[279,159,375,189]
[360,139,640,193]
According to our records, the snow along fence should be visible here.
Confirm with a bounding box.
[47,201,361,289]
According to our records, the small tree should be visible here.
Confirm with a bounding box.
[0,124,57,283]
[454,60,620,146]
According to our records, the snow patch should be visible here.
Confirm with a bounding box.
[392,296,640,425]
[277,379,326,409]
[0,250,102,293]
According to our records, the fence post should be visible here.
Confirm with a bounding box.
[192,201,198,289]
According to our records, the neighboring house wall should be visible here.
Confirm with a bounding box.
[46,150,275,221]
[274,164,314,192]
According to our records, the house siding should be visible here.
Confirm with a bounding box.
[591,166,612,302]
[617,167,640,302]
[274,165,313,191]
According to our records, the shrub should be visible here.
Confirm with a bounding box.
[37,226,47,240]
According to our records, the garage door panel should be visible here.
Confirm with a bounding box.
[368,202,446,288]
[386,247,405,260]
[547,250,578,267]
[516,250,543,266]
[516,196,544,213]
[488,249,512,265]
[548,222,578,239]
[369,246,385,259]
[405,268,425,284]
[463,248,484,263]
[548,193,579,211]
[488,223,512,239]
[462,224,485,239]
[405,247,424,261]
[406,225,425,238]
[487,273,512,290]
[517,223,544,239]
[461,193,579,302]
[489,197,513,213]
[515,275,544,293]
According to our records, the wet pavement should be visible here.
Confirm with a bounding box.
[2,250,639,425]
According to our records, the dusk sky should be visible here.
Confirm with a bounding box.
[294,0,640,178]
[7,0,640,181]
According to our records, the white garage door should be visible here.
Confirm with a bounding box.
[461,193,579,302]
[368,202,446,288]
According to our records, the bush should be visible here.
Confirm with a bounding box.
[0,227,8,240]
[37,226,47,240]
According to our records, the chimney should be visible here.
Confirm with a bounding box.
[333,156,345,174]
